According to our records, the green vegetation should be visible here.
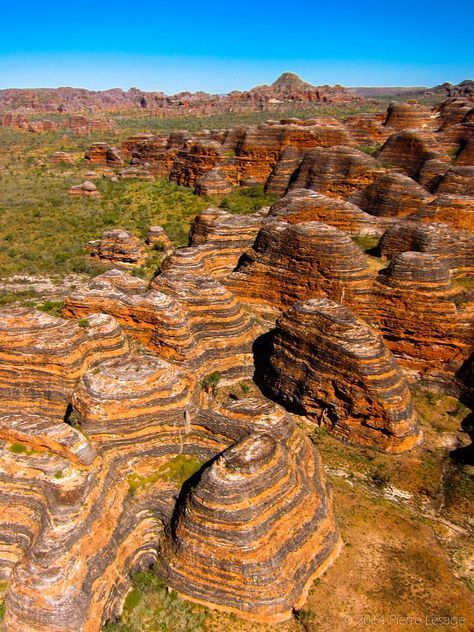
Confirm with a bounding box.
[127,455,205,495]
[220,184,276,214]
[38,300,64,317]
[454,275,474,290]
[351,235,380,252]
[358,143,381,155]
[9,442,29,454]
[102,570,208,631]
[77,318,90,328]
[200,371,221,397]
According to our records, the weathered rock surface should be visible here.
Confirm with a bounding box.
[146,225,172,249]
[0,309,130,418]
[379,220,474,273]
[352,171,432,217]
[410,194,474,231]
[158,207,266,279]
[0,299,341,629]
[159,423,342,623]
[436,166,474,195]
[259,298,421,452]
[373,252,474,384]
[84,142,124,166]
[68,180,101,197]
[289,146,384,199]
[195,167,233,196]
[87,229,147,266]
[268,188,382,235]
[376,130,449,180]
[226,220,374,318]
[383,101,438,131]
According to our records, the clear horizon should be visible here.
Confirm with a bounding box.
[1,0,473,92]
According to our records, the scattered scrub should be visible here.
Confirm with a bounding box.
[128,455,205,495]
[102,569,208,631]
[200,371,221,397]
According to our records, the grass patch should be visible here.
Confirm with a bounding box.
[102,569,208,631]
[37,300,64,317]
[219,184,277,214]
[200,371,221,397]
[127,455,205,495]
[351,235,380,252]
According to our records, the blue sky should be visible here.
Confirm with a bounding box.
[1,0,472,91]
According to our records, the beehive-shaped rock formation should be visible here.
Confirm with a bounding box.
[226,220,374,317]
[85,142,124,166]
[260,298,421,452]
[0,309,130,418]
[265,146,305,195]
[383,101,438,131]
[269,188,381,235]
[290,146,384,199]
[410,194,474,231]
[436,165,474,195]
[195,167,232,196]
[353,171,432,217]
[379,220,474,273]
[376,130,449,179]
[87,229,148,266]
[373,252,474,382]
[159,424,342,624]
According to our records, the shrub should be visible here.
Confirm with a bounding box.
[9,442,28,454]
[200,371,221,396]
[77,318,90,328]
[102,569,208,631]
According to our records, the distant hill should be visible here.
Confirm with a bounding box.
[0,72,360,115]
[349,80,473,98]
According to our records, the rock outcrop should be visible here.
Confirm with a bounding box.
[226,220,373,318]
[195,167,233,196]
[353,171,432,217]
[289,146,384,199]
[410,194,474,231]
[160,208,266,279]
[259,298,421,452]
[84,142,124,166]
[379,220,474,273]
[268,188,382,235]
[0,309,130,418]
[376,130,449,180]
[68,181,101,197]
[373,252,474,384]
[87,229,148,266]
[159,423,342,623]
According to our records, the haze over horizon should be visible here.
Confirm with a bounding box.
[1,0,473,92]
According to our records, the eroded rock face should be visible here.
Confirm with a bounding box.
[353,171,432,218]
[146,225,172,249]
[227,220,374,318]
[0,302,341,630]
[158,424,342,623]
[195,167,233,196]
[269,188,382,235]
[85,142,124,166]
[383,101,438,131]
[290,146,384,199]
[376,130,449,180]
[410,195,474,231]
[0,309,130,418]
[373,252,474,384]
[379,220,474,273]
[161,207,266,279]
[436,165,474,195]
[68,181,101,197]
[260,298,421,452]
[87,229,148,266]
